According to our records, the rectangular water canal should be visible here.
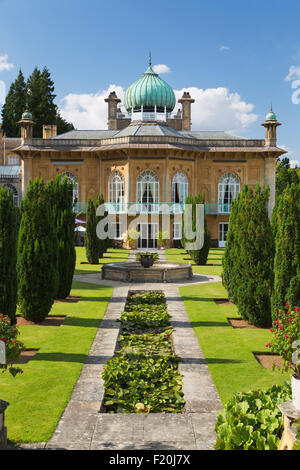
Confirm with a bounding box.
[101,290,185,414]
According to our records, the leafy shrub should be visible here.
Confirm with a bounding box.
[103,354,184,413]
[0,314,25,377]
[215,383,291,450]
[267,304,300,378]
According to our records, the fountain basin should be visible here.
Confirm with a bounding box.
[102,261,193,283]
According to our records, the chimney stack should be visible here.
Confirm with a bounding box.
[178,92,195,131]
[43,124,57,139]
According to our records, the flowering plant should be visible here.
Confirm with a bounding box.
[0,314,25,377]
[266,304,300,379]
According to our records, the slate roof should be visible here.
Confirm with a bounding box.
[0,165,21,179]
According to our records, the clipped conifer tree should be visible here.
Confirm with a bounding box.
[47,175,76,299]
[0,187,18,325]
[85,198,99,264]
[17,178,58,322]
[271,181,300,319]
[182,193,210,265]
[226,184,274,327]
[222,196,240,300]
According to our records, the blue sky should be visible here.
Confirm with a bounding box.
[1,0,300,165]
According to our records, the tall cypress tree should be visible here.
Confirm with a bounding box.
[271,181,300,319]
[224,184,274,327]
[222,197,240,300]
[17,178,58,322]
[0,187,17,324]
[1,69,26,137]
[47,176,76,299]
[85,198,99,264]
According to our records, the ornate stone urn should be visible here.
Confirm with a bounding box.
[139,253,155,268]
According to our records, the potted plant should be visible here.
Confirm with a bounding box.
[126,229,140,250]
[267,303,300,409]
[156,231,169,250]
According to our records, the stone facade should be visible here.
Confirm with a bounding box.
[11,89,286,247]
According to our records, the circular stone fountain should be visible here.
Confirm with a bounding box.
[101,261,193,283]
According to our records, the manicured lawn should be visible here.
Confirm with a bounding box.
[180,282,289,404]
[75,246,129,274]
[1,281,113,443]
[165,248,224,276]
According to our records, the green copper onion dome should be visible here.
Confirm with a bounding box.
[124,57,176,113]
[22,110,33,120]
[265,106,277,121]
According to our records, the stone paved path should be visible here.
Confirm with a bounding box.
[10,250,223,450]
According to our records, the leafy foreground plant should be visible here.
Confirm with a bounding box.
[102,291,184,413]
[215,383,291,450]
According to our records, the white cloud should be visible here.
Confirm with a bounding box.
[0,80,5,104]
[60,85,124,129]
[60,84,258,133]
[219,45,230,52]
[0,54,13,73]
[174,87,257,131]
[152,64,171,74]
[290,159,299,168]
[285,65,300,81]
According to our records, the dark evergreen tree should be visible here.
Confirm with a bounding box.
[0,187,17,324]
[271,181,300,319]
[2,66,74,137]
[17,178,58,322]
[85,198,99,264]
[232,185,274,327]
[46,176,76,299]
[1,69,26,137]
[53,176,76,299]
[182,193,210,265]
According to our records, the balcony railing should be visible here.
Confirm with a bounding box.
[73,202,231,215]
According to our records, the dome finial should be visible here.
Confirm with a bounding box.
[149,50,152,66]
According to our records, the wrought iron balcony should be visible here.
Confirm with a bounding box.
[73,202,232,215]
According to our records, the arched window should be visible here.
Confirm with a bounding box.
[137,170,159,213]
[60,172,78,202]
[218,173,240,213]
[172,171,188,204]
[3,184,19,207]
[108,171,124,211]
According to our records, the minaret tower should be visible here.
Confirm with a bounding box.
[261,105,281,147]
[18,110,35,142]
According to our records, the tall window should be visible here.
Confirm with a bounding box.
[8,156,19,165]
[108,171,124,211]
[61,172,79,202]
[3,184,19,207]
[218,173,240,213]
[172,171,188,204]
[137,170,159,213]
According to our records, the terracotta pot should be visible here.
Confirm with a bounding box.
[291,374,300,410]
